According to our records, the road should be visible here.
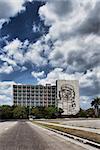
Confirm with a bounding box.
[0,121,95,150]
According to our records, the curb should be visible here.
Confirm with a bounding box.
[45,126,100,149]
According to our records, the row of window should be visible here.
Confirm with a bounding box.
[13,86,56,90]
[14,103,55,107]
[14,94,56,96]
[14,101,55,105]
[14,100,55,103]
[14,95,56,98]
[13,90,56,93]
[14,98,56,101]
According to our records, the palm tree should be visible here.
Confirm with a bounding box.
[91,97,100,117]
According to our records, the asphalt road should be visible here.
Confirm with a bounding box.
[0,121,88,150]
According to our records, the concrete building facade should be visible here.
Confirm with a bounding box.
[13,80,80,115]
[56,80,80,115]
[13,84,57,107]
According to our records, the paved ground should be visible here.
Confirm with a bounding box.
[0,121,88,150]
[0,121,17,135]
[61,119,100,129]
[44,119,100,129]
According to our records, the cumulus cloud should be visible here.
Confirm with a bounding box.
[78,0,100,35]
[21,66,27,72]
[0,62,13,74]
[0,81,16,105]
[39,68,78,85]
[0,0,26,29]
[0,0,26,20]
[0,0,33,28]
[80,67,100,97]
[1,39,29,73]
[0,55,17,67]
[39,0,94,40]
[0,19,8,29]
[39,0,100,73]
[31,70,45,81]
[1,37,48,74]
[38,0,100,104]
[3,38,25,64]
[80,96,91,109]
[25,39,47,66]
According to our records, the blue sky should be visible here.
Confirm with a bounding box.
[0,0,100,109]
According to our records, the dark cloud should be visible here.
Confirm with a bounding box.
[50,0,73,17]
[80,80,100,97]
[0,1,13,19]
[52,51,63,60]
[67,49,100,72]
[78,1,100,35]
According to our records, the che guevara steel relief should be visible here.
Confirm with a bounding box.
[59,84,76,113]
[57,80,79,115]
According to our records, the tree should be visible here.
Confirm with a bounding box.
[31,107,41,118]
[86,108,95,117]
[91,97,100,117]
[0,105,13,119]
[44,106,58,118]
[31,106,59,119]
[76,108,87,117]
[13,106,27,119]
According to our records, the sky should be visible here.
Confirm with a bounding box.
[0,0,100,109]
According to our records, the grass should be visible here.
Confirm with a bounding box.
[49,122,61,124]
[33,121,100,144]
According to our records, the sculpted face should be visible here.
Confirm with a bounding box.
[59,84,76,109]
[60,84,75,101]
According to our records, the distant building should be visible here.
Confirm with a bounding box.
[13,84,57,107]
[13,80,80,115]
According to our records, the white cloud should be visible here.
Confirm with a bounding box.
[0,0,26,20]
[80,96,91,109]
[33,24,40,33]
[0,0,33,28]
[25,39,47,66]
[0,81,16,105]
[0,19,8,29]
[39,0,95,40]
[21,66,27,72]
[1,38,48,73]
[0,39,30,74]
[4,38,25,64]
[31,70,45,81]
[39,0,100,73]
[0,62,13,74]
[0,55,17,67]
[39,68,77,85]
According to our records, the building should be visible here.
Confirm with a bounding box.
[13,80,80,115]
[56,80,80,115]
[13,84,57,107]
